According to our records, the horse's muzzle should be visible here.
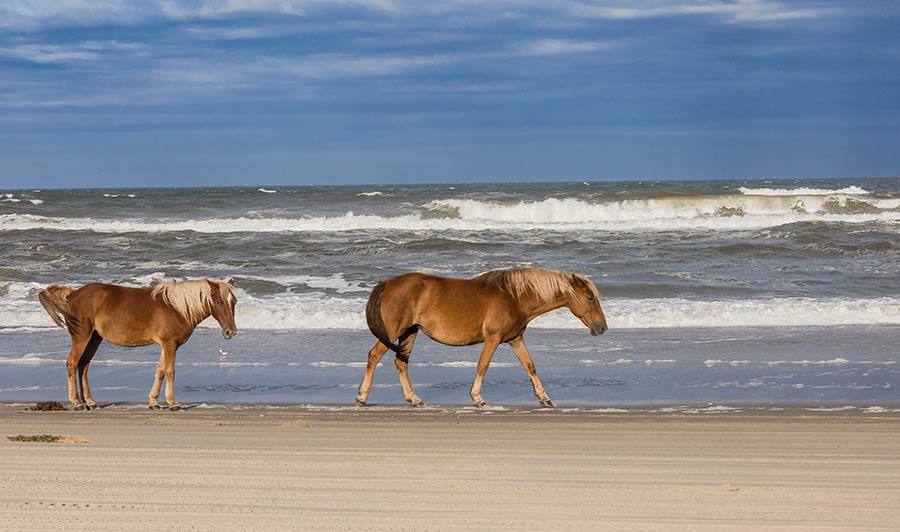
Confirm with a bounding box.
[590,322,608,336]
[223,329,236,339]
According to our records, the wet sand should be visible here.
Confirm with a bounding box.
[1,404,898,531]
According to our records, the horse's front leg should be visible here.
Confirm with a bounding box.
[148,348,166,410]
[161,341,181,411]
[65,333,93,410]
[509,336,553,408]
[469,337,500,407]
[78,332,103,409]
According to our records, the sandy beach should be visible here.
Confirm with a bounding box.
[1,404,898,531]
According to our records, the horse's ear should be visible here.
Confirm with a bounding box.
[207,279,221,296]
[570,273,594,292]
[226,277,235,287]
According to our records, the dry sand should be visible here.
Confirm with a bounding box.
[1,404,898,531]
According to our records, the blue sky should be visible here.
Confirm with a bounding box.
[1,1,899,188]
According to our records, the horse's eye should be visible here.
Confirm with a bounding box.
[587,296,595,303]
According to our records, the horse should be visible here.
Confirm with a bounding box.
[38,279,237,411]
[356,267,608,408]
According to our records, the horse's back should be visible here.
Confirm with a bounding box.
[380,273,518,345]
[71,283,151,310]
[70,283,174,346]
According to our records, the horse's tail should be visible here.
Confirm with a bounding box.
[366,281,399,353]
[38,285,79,334]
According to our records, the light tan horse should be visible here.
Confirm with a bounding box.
[39,279,237,410]
[356,267,608,408]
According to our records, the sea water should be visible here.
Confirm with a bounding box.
[1,178,898,406]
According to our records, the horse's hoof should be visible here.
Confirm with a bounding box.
[355,398,367,407]
[473,400,486,408]
[168,404,182,412]
[409,398,427,408]
[86,403,98,410]
[148,404,161,411]
[539,399,556,409]
[72,403,86,411]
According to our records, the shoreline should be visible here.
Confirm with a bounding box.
[3,401,900,415]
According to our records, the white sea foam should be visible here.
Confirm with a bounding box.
[580,358,676,366]
[738,186,870,196]
[419,361,515,368]
[861,406,894,413]
[0,326,47,334]
[422,194,900,230]
[534,297,900,329]
[258,188,277,194]
[706,358,896,367]
[357,191,383,196]
[704,359,753,367]
[3,191,899,234]
[764,358,896,366]
[310,361,369,367]
[0,353,60,364]
[103,193,136,198]
[657,405,743,414]
[804,405,857,412]
[244,273,370,293]
[0,193,43,205]
[5,279,900,330]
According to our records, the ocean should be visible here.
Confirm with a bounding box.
[1,178,899,407]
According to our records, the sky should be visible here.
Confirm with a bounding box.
[1,1,899,188]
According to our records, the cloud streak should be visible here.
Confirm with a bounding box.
[0,0,840,31]
[0,40,145,64]
[567,0,838,24]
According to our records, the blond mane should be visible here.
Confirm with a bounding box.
[151,280,231,325]
[477,267,597,303]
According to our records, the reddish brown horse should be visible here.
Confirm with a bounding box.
[356,267,608,408]
[39,279,237,410]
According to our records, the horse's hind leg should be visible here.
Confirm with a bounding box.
[394,327,424,407]
[65,332,94,410]
[469,336,501,408]
[509,336,553,408]
[356,341,389,406]
[77,331,103,409]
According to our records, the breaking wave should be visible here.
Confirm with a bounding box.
[2,190,900,234]
[1,193,43,205]
[4,277,899,330]
[737,186,870,196]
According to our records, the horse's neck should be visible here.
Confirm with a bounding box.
[179,302,212,329]
[190,308,212,328]
[520,295,568,322]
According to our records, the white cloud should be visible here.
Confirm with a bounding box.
[0,40,145,64]
[0,0,400,29]
[518,39,614,56]
[0,1,149,30]
[157,0,306,19]
[80,40,145,51]
[567,0,837,24]
[0,0,839,31]
[0,44,100,63]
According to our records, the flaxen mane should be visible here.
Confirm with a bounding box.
[477,267,597,302]
[151,280,230,325]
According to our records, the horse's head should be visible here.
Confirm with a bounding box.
[207,278,238,339]
[566,274,608,336]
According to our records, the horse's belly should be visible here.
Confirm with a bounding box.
[94,321,155,348]
[418,324,484,347]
